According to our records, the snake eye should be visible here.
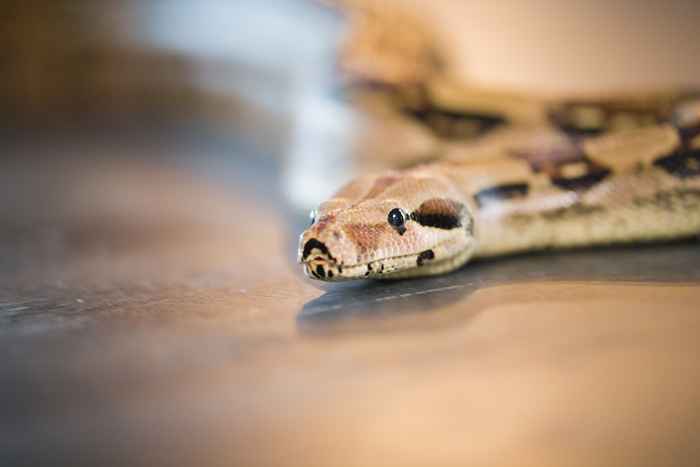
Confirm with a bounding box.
[387,208,406,230]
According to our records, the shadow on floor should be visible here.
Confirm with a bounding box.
[297,239,700,334]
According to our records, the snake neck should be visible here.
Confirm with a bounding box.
[435,122,700,257]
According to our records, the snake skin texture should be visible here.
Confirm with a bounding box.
[299,1,700,281]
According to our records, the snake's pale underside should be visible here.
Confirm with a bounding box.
[299,2,700,281]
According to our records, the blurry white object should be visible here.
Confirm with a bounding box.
[285,88,359,211]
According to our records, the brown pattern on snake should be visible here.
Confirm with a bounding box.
[513,144,611,192]
[416,249,435,266]
[550,158,612,191]
[402,104,507,140]
[360,175,401,201]
[474,183,529,208]
[410,198,464,229]
[635,124,700,179]
[653,146,700,179]
[342,223,391,255]
[313,213,337,235]
[510,140,581,173]
[548,99,677,136]
[679,126,700,146]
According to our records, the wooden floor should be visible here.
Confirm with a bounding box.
[2,126,700,467]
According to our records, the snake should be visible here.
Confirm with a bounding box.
[298,1,700,281]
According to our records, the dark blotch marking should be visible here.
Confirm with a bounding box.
[510,144,582,174]
[417,250,435,267]
[551,167,611,191]
[474,183,529,208]
[410,198,464,230]
[653,147,700,179]
[514,144,611,193]
[679,125,700,144]
[511,141,612,194]
[327,270,334,279]
[315,265,326,278]
[302,239,334,261]
[548,104,607,136]
[361,175,402,201]
[402,106,506,140]
[548,100,669,137]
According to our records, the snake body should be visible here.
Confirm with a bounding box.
[298,2,700,281]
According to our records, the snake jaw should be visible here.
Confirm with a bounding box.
[299,229,476,282]
[298,224,360,281]
[302,254,342,281]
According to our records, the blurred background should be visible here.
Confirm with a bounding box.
[2,1,700,466]
[2,0,357,207]
[4,0,700,205]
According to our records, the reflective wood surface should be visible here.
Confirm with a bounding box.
[2,128,700,466]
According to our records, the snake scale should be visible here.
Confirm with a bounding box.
[299,1,700,281]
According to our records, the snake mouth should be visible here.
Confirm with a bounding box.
[303,251,425,281]
[303,253,423,281]
[300,235,466,281]
[303,255,342,281]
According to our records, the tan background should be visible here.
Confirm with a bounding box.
[416,0,700,95]
[436,0,700,94]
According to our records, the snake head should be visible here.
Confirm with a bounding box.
[298,170,476,281]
